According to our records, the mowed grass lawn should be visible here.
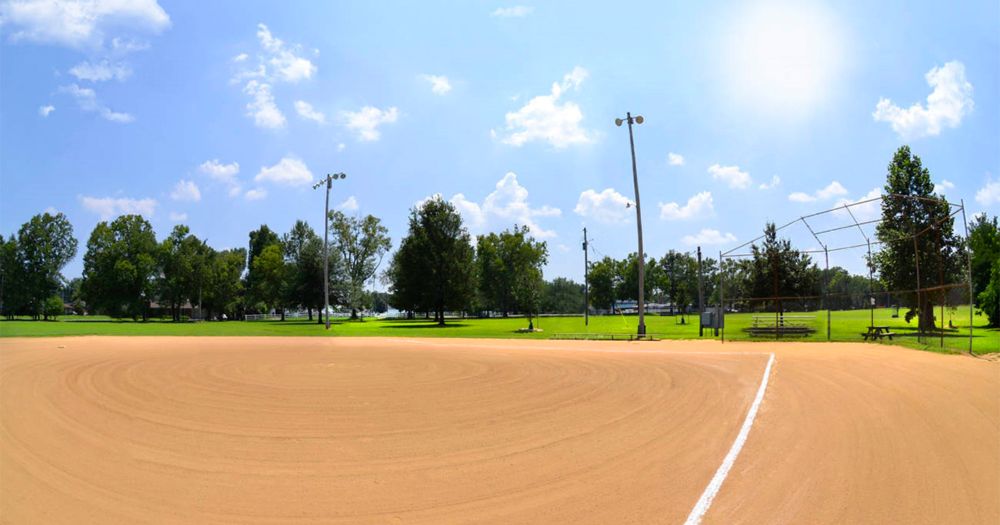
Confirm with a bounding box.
[2,307,996,354]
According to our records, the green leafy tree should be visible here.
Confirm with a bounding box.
[475,225,547,320]
[43,295,64,320]
[661,251,698,322]
[81,215,159,320]
[977,258,1000,327]
[158,225,211,321]
[388,197,476,325]
[587,256,621,312]
[251,243,287,319]
[203,248,246,320]
[749,223,818,313]
[616,252,656,303]
[0,234,25,318]
[329,212,392,320]
[968,214,999,325]
[874,146,962,330]
[245,225,282,312]
[541,277,585,314]
[14,213,78,319]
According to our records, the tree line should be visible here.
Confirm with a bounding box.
[2,147,997,328]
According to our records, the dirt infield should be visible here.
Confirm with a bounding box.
[1,337,996,524]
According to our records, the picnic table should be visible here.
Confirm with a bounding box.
[863,326,896,341]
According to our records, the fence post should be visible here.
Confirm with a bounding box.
[825,246,831,341]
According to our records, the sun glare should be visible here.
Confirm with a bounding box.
[720,1,846,119]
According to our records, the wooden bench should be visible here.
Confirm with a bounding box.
[862,326,896,341]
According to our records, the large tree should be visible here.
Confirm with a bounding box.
[874,146,962,330]
[158,225,212,321]
[81,215,159,320]
[541,277,585,314]
[388,197,476,325]
[586,256,621,312]
[203,248,246,320]
[967,214,999,325]
[476,225,547,319]
[0,234,24,318]
[661,251,698,322]
[250,243,287,319]
[245,225,282,312]
[11,213,78,319]
[749,223,818,313]
[282,220,336,322]
[329,212,391,319]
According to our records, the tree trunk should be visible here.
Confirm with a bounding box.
[351,308,358,320]
[308,307,313,321]
[280,308,285,322]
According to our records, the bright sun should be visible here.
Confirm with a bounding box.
[720,1,846,118]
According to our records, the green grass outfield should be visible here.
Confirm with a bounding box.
[2,307,996,354]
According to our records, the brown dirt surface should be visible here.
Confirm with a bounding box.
[1,337,996,524]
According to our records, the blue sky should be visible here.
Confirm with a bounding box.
[2,0,998,283]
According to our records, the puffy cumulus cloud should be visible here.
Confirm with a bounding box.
[168,211,187,222]
[59,83,133,122]
[682,228,737,246]
[787,181,848,203]
[294,100,326,124]
[658,191,714,221]
[231,23,316,129]
[337,195,359,212]
[491,6,533,17]
[497,66,594,148]
[934,179,955,195]
[198,159,241,196]
[341,106,399,141]
[758,175,781,190]
[833,188,882,221]
[873,61,974,140]
[254,23,316,83]
[79,195,157,220]
[255,156,313,186]
[244,188,267,201]
[38,104,55,117]
[0,0,170,49]
[668,152,685,166]
[420,74,452,95]
[68,60,131,82]
[169,179,201,202]
[708,164,751,189]
[243,80,285,129]
[976,177,1000,207]
[574,188,631,224]
[426,172,561,239]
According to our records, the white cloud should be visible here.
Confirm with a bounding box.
[758,175,781,190]
[243,80,285,129]
[431,172,561,238]
[668,152,685,166]
[337,195,359,212]
[170,179,201,202]
[420,74,452,95]
[59,83,133,122]
[788,181,848,202]
[79,195,157,220]
[658,191,714,221]
[834,188,882,221]
[336,143,346,152]
[497,66,594,148]
[169,211,187,222]
[232,53,248,62]
[708,164,751,189]
[0,0,170,49]
[244,188,267,201]
[682,228,737,246]
[574,188,632,224]
[294,100,326,124]
[69,60,131,82]
[976,177,1000,206]
[38,104,55,117]
[255,156,313,186]
[198,159,241,196]
[254,23,316,83]
[491,6,533,17]
[934,179,955,195]
[341,106,399,141]
[873,61,974,140]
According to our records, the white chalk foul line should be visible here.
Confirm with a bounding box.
[683,352,776,525]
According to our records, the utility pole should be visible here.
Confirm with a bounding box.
[615,112,646,337]
[583,227,589,326]
[313,172,347,330]
[697,246,704,337]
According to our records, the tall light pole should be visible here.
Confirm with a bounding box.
[313,172,347,330]
[615,112,646,337]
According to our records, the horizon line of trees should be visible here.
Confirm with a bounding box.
[2,147,998,328]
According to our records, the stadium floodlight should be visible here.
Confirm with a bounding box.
[615,112,647,337]
[314,172,347,330]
